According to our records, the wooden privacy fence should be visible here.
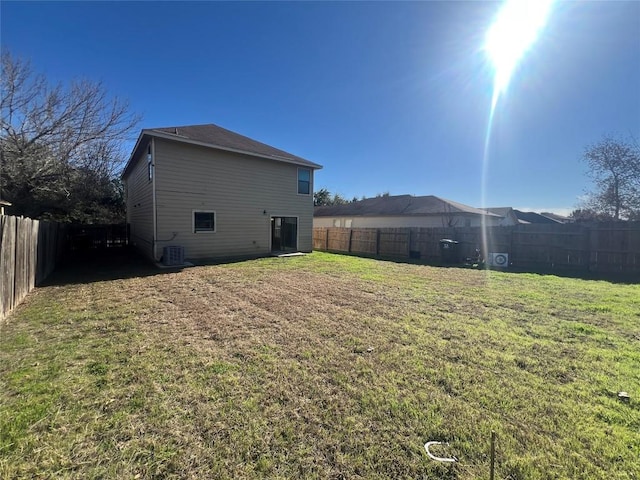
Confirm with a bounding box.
[1,216,67,322]
[66,223,129,251]
[313,222,640,274]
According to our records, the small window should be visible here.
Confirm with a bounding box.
[147,144,153,181]
[298,168,311,195]
[193,210,216,233]
[345,219,353,228]
[333,219,341,227]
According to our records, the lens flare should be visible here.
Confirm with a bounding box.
[485,0,554,109]
[481,0,554,266]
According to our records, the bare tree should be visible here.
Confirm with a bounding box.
[580,136,640,221]
[0,50,140,222]
[441,202,459,227]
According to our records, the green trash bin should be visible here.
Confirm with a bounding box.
[439,239,459,264]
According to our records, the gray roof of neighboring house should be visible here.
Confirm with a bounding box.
[513,210,561,224]
[486,207,565,224]
[540,212,571,223]
[486,207,514,217]
[314,195,500,217]
[122,123,321,178]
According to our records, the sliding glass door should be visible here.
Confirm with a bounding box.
[271,217,297,252]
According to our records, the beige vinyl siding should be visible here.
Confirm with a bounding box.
[124,142,154,259]
[154,138,313,260]
[313,214,502,229]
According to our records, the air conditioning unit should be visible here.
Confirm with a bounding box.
[162,245,185,266]
[488,252,509,267]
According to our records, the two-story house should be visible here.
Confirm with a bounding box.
[121,124,322,263]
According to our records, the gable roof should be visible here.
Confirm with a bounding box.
[122,123,321,178]
[314,195,500,217]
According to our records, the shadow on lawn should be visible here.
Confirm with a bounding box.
[41,247,177,287]
[41,247,272,287]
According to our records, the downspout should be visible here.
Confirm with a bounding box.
[152,137,158,261]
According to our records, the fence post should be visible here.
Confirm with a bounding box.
[348,228,353,253]
[325,228,329,251]
[587,224,595,272]
[376,229,381,256]
[12,216,19,317]
[509,226,514,267]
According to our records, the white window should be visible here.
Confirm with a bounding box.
[345,219,353,228]
[333,219,341,227]
[147,144,153,181]
[298,168,311,195]
[193,210,216,233]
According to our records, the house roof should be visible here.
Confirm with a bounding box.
[486,207,566,224]
[540,212,571,223]
[314,195,501,217]
[485,207,513,217]
[122,123,321,178]
[513,210,561,224]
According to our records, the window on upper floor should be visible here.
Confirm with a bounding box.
[193,210,216,233]
[147,144,153,181]
[298,168,311,195]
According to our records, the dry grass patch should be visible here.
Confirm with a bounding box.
[1,252,639,479]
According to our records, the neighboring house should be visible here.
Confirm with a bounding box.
[487,207,565,225]
[513,210,562,224]
[540,212,572,223]
[121,124,322,263]
[0,199,11,216]
[314,195,513,228]
[484,207,521,226]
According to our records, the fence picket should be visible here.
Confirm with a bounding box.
[1,216,66,322]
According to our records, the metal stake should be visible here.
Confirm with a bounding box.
[490,430,496,480]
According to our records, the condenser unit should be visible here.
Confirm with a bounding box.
[488,252,509,267]
[162,245,185,266]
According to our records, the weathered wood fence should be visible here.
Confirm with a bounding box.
[313,222,640,274]
[1,216,67,322]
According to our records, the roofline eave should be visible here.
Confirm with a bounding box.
[121,130,148,179]
[122,129,322,179]
[314,212,501,218]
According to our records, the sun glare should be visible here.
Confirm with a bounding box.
[480,0,554,270]
[485,0,554,102]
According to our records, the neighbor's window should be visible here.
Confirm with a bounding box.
[345,219,353,228]
[193,210,216,233]
[333,219,341,227]
[298,168,311,195]
[147,144,153,181]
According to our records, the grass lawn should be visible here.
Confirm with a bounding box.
[1,251,639,479]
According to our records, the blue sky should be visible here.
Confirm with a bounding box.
[2,1,639,214]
